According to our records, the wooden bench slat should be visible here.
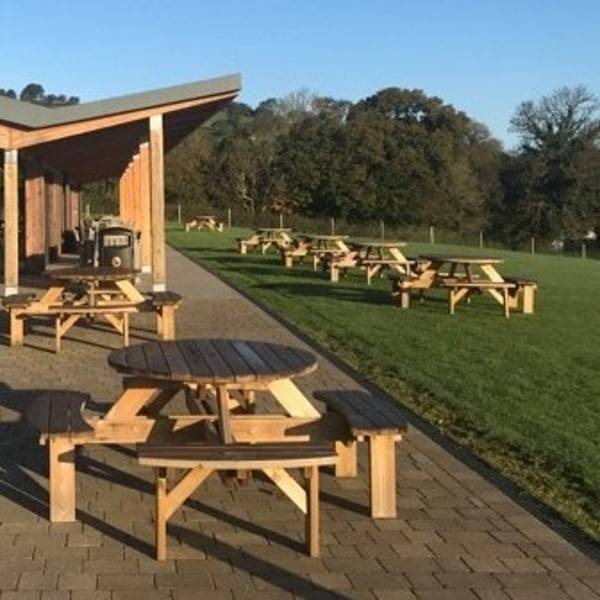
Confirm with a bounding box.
[314,390,407,436]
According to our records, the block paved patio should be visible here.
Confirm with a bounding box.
[0,246,598,600]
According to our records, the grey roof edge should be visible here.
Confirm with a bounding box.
[0,73,241,129]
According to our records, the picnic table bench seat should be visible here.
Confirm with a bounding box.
[441,279,516,317]
[142,291,183,340]
[314,390,407,518]
[25,391,94,522]
[503,276,538,314]
[2,293,37,345]
[138,441,337,559]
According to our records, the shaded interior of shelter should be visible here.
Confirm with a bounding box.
[0,73,241,293]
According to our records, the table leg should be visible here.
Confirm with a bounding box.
[49,438,76,522]
[369,435,396,518]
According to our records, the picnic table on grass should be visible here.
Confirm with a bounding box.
[351,239,414,284]
[184,215,224,232]
[237,227,294,255]
[391,254,537,316]
[27,338,407,557]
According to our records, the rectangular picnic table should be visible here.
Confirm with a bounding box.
[393,254,536,316]
[238,228,294,254]
[184,215,224,232]
[351,240,414,284]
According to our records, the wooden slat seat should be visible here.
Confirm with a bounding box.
[141,291,183,340]
[2,293,36,308]
[25,391,94,522]
[138,441,337,559]
[314,390,407,518]
[503,276,538,314]
[441,279,516,317]
[145,291,183,307]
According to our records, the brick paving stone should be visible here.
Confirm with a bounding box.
[56,573,97,590]
[18,572,58,591]
[97,574,155,590]
[0,247,598,600]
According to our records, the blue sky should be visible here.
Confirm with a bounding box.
[1,0,599,147]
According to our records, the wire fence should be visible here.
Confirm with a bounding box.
[166,203,600,261]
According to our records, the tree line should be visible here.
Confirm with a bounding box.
[165,85,600,246]
[3,81,600,246]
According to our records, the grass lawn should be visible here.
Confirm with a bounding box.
[167,224,600,540]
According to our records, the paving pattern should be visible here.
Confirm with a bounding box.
[0,246,598,600]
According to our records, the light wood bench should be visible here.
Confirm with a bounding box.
[442,279,516,317]
[237,235,261,255]
[361,259,416,285]
[388,273,420,308]
[2,293,36,346]
[281,240,311,267]
[142,291,183,340]
[504,276,538,314]
[314,390,407,518]
[328,252,361,282]
[25,391,93,522]
[137,442,337,559]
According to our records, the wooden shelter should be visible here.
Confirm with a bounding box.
[0,74,241,293]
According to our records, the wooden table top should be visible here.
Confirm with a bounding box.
[194,215,217,220]
[49,266,140,282]
[301,234,349,241]
[419,254,503,265]
[257,228,293,233]
[108,338,318,385]
[352,239,407,248]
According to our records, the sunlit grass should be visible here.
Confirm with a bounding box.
[168,224,600,540]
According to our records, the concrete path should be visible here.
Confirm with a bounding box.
[0,246,598,600]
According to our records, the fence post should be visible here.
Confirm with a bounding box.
[531,237,535,254]
[85,204,90,219]
[330,217,335,235]
[227,207,232,228]
[479,230,484,248]
[177,204,182,224]
[279,213,284,229]
[582,243,587,259]
[429,225,435,245]
[380,220,385,240]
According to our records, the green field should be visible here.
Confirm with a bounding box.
[167,225,600,540]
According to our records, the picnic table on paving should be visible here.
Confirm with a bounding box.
[237,227,294,254]
[2,266,183,349]
[350,239,414,284]
[28,338,406,538]
[184,214,224,232]
[392,254,537,316]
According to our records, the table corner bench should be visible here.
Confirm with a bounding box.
[2,293,37,345]
[143,291,183,340]
[314,389,407,518]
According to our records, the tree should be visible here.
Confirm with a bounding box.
[0,82,80,107]
[506,86,600,240]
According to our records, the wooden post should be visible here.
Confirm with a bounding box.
[279,213,284,229]
[330,217,335,235]
[139,140,152,273]
[177,204,182,224]
[479,230,484,249]
[227,207,232,228]
[531,237,535,254]
[380,220,385,241]
[24,162,46,273]
[150,114,166,291]
[4,149,19,295]
[429,225,435,245]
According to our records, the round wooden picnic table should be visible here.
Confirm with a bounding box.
[108,338,318,386]
[49,266,140,282]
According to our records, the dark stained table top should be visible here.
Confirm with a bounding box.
[419,254,503,265]
[49,266,140,282]
[108,338,318,385]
